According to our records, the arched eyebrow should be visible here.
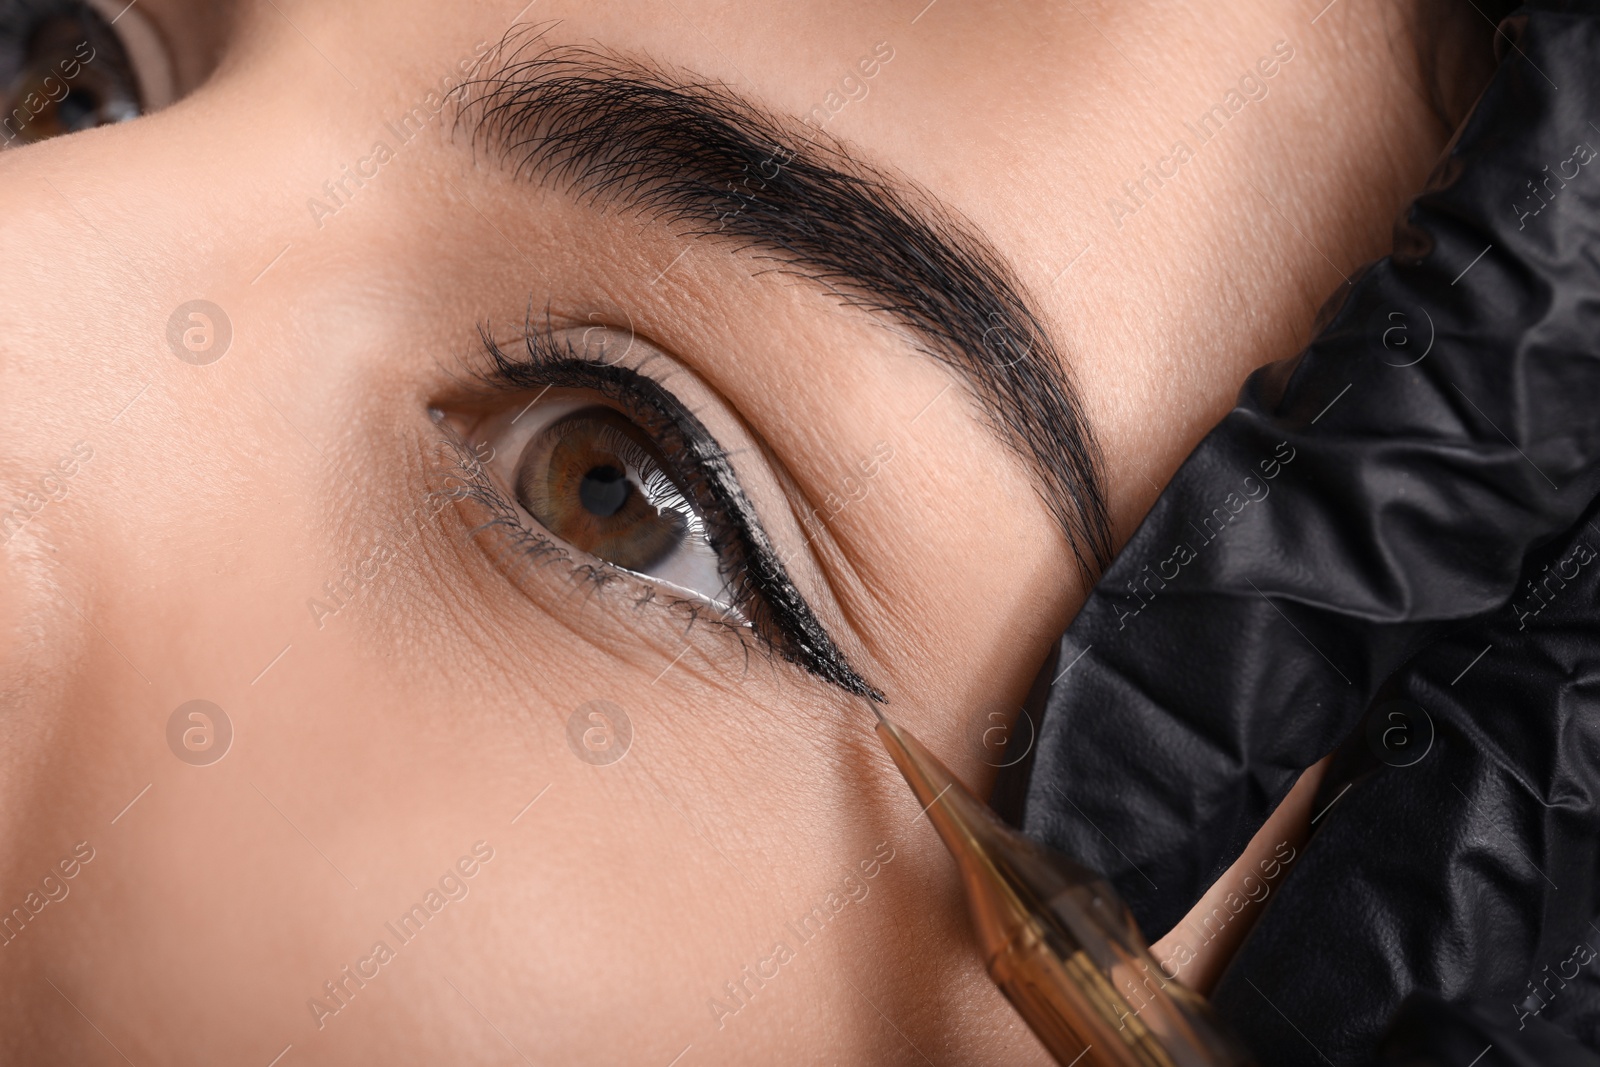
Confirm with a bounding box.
[458,33,1114,576]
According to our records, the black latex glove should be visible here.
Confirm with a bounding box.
[1376,992,1600,1067]
[995,1,1600,1061]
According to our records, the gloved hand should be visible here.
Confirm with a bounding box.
[994,2,1600,1061]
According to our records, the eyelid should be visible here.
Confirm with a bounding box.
[455,319,881,700]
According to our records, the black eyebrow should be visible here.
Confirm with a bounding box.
[459,30,1114,576]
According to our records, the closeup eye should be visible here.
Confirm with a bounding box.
[447,321,880,699]
[504,398,733,609]
[0,0,175,148]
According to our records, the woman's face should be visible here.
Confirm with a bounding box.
[0,0,1457,1062]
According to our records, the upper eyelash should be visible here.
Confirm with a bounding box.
[466,318,882,700]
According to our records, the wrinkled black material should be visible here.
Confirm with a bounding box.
[1375,992,1600,1066]
[999,2,1600,1061]
[1213,495,1600,1062]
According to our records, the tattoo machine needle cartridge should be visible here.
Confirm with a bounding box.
[871,707,1255,1067]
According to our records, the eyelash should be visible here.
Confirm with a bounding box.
[450,319,881,700]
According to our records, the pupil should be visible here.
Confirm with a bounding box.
[578,464,630,517]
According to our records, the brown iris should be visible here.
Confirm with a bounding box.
[514,407,690,572]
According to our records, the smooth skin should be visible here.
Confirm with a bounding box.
[0,0,1488,1063]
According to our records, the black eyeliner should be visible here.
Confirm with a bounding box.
[474,324,882,701]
